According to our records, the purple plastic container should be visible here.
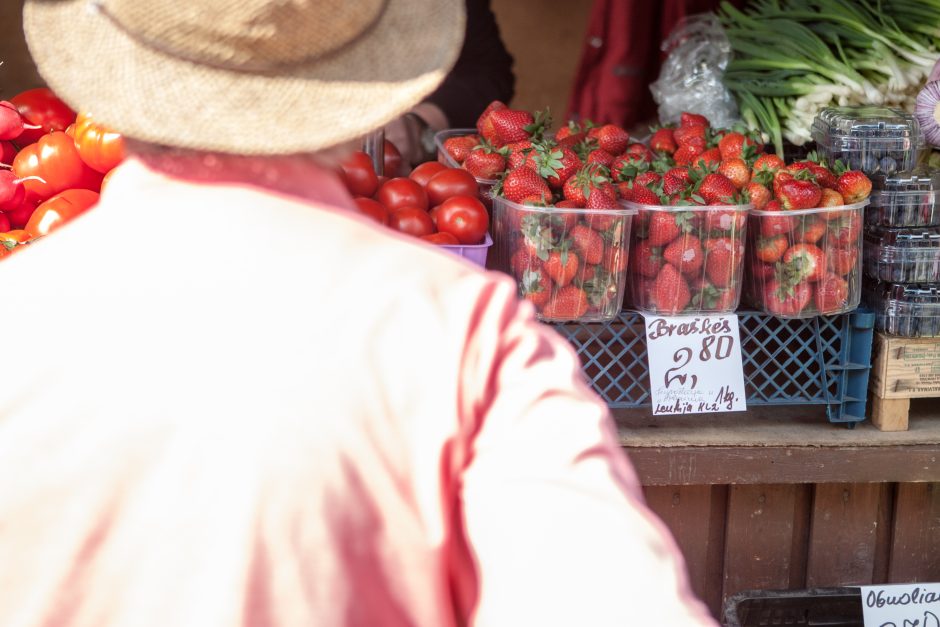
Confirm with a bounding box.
[440,232,493,267]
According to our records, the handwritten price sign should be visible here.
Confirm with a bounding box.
[860,583,940,627]
[644,314,746,416]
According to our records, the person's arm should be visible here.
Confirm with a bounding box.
[457,282,716,626]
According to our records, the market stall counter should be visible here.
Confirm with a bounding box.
[616,400,940,619]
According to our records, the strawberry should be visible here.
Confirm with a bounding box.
[673,124,706,147]
[758,199,795,237]
[777,175,822,210]
[647,212,682,246]
[717,132,757,161]
[650,128,677,154]
[663,233,704,276]
[827,212,861,246]
[544,249,580,286]
[550,200,581,233]
[837,170,872,203]
[763,279,812,317]
[694,148,722,170]
[443,135,479,164]
[632,184,662,206]
[464,149,506,180]
[587,149,615,167]
[476,100,507,142]
[745,181,771,210]
[752,153,785,175]
[697,173,737,204]
[520,268,550,307]
[704,237,742,288]
[680,112,710,127]
[511,247,541,276]
[673,144,703,167]
[783,243,826,282]
[489,108,538,145]
[795,216,826,244]
[827,247,858,276]
[819,188,845,208]
[501,166,550,204]
[663,167,692,195]
[541,285,589,319]
[814,274,849,313]
[530,144,581,190]
[809,163,838,190]
[595,124,630,154]
[718,158,750,189]
[626,143,655,162]
[634,171,661,188]
[585,186,623,231]
[756,235,789,263]
[616,181,634,201]
[653,263,692,314]
[563,163,609,205]
[570,224,604,264]
[555,120,586,141]
[703,208,746,233]
[632,239,663,278]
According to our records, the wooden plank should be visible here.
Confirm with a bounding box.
[625,446,940,486]
[643,485,727,617]
[806,483,887,586]
[722,485,802,602]
[870,333,940,399]
[888,483,940,582]
[871,396,911,431]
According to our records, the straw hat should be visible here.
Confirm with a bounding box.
[23,0,465,154]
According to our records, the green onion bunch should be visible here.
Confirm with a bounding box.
[719,0,940,153]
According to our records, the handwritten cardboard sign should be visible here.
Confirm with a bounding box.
[860,583,940,627]
[644,314,746,415]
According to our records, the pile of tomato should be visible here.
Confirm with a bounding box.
[339,150,489,247]
[0,88,124,257]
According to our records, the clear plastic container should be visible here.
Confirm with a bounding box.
[864,225,940,283]
[492,196,635,322]
[434,128,497,208]
[865,281,940,337]
[811,106,923,175]
[745,200,868,318]
[867,167,940,228]
[624,201,749,315]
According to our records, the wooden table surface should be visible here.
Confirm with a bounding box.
[615,399,940,485]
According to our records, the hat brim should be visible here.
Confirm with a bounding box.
[23,0,465,155]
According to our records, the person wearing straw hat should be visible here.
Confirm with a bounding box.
[0,1,716,625]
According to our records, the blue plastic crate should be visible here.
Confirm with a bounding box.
[550,309,876,424]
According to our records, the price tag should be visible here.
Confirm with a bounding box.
[644,314,746,415]
[860,583,940,627]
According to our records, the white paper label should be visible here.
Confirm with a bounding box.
[860,583,940,627]
[644,314,746,415]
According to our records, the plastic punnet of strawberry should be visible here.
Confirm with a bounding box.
[623,199,750,315]
[745,198,869,318]
[492,194,637,323]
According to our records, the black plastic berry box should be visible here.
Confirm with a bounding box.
[864,226,940,283]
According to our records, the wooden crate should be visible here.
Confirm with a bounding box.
[869,332,940,431]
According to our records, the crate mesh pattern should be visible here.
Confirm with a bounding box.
[551,310,875,424]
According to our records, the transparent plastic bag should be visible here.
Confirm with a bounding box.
[650,13,738,128]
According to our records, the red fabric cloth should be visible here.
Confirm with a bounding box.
[565,0,738,130]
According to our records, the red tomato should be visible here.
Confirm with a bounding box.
[12,131,103,203]
[25,188,99,238]
[389,206,434,237]
[409,161,447,188]
[376,177,428,211]
[72,112,125,173]
[9,88,76,145]
[426,168,478,206]
[428,204,442,227]
[353,197,389,225]
[435,195,489,245]
[0,212,10,232]
[420,231,460,245]
[100,168,117,192]
[341,151,379,197]
[384,139,403,177]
